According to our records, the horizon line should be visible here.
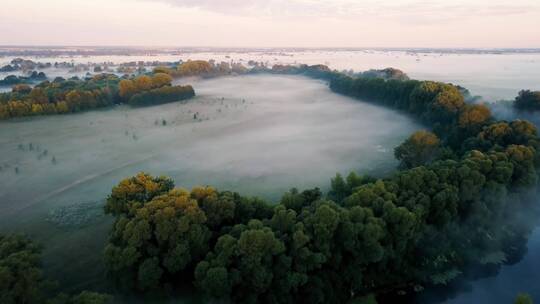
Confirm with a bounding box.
[1,45,540,50]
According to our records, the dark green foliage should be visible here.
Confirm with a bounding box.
[195,220,286,302]
[47,291,113,304]
[0,234,111,304]
[0,71,46,86]
[104,181,273,291]
[357,68,409,81]
[327,172,375,203]
[394,130,441,168]
[0,234,46,304]
[281,187,323,211]
[514,90,540,111]
[127,85,195,106]
[265,64,337,80]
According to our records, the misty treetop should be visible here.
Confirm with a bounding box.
[153,59,249,78]
[394,130,443,169]
[0,58,51,72]
[118,73,195,106]
[0,72,195,120]
[118,73,173,100]
[0,71,47,86]
[513,90,540,111]
[354,67,410,81]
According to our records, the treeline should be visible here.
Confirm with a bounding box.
[155,60,409,85]
[117,73,194,106]
[0,71,47,86]
[266,64,494,152]
[0,73,195,120]
[0,58,51,72]
[264,64,336,80]
[328,73,500,152]
[128,85,195,106]
[0,234,112,304]
[0,74,117,119]
[153,60,248,78]
[355,67,409,81]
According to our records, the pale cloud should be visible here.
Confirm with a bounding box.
[0,0,539,47]
[142,0,540,29]
[141,0,361,17]
[149,0,540,19]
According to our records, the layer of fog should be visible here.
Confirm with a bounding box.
[0,75,421,214]
[2,49,539,100]
[0,74,421,290]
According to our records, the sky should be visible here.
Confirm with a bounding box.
[1,0,539,48]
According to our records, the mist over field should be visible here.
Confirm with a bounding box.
[0,74,421,291]
[0,75,420,213]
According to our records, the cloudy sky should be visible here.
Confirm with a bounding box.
[1,0,539,47]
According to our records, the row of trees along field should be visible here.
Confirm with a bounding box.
[153,60,249,78]
[0,60,415,120]
[0,73,194,120]
[98,66,540,303]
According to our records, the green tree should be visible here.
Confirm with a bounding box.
[0,234,46,304]
[395,130,441,168]
[104,172,174,216]
[514,90,540,111]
